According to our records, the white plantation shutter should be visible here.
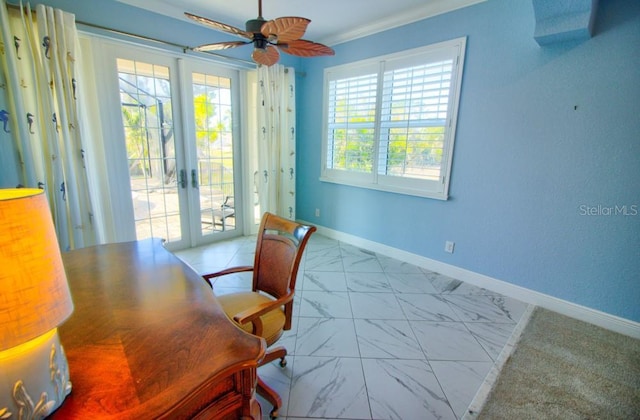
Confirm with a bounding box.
[322,37,466,200]
[326,71,378,173]
[378,59,452,180]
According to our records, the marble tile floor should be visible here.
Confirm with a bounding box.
[175,234,530,420]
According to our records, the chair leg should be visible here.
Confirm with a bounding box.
[261,345,287,367]
[257,375,282,419]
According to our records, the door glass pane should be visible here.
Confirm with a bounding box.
[192,72,236,234]
[118,58,182,242]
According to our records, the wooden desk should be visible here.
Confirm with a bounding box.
[53,239,265,419]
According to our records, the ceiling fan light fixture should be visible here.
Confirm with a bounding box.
[252,45,280,66]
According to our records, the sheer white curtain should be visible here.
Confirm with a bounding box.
[0,1,102,249]
[254,64,297,220]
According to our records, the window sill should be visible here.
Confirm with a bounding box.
[319,175,448,201]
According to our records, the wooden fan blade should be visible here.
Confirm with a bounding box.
[252,45,280,66]
[279,39,335,57]
[185,12,254,40]
[193,41,250,52]
[261,17,310,43]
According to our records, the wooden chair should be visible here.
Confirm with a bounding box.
[202,212,316,419]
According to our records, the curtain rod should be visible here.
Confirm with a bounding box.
[5,1,255,67]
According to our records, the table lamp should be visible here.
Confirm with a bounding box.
[0,189,74,418]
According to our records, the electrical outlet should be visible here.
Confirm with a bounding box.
[315,208,320,217]
[445,241,455,253]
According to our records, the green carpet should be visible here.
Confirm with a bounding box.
[474,307,640,419]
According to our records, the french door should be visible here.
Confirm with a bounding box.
[111,47,243,250]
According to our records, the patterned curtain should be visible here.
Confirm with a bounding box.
[0,1,96,250]
[255,64,296,220]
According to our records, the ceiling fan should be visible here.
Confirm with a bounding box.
[185,0,335,66]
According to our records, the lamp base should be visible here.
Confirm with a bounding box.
[0,329,72,419]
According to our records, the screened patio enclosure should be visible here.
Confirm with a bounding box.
[118,60,236,244]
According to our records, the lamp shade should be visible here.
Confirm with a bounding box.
[0,188,74,351]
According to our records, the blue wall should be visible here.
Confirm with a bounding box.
[19,0,640,322]
[296,0,640,322]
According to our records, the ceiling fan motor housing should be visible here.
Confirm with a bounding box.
[246,17,269,49]
[246,18,266,33]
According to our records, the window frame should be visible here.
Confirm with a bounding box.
[320,37,467,200]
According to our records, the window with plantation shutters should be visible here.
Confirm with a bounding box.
[321,37,466,200]
[326,73,377,173]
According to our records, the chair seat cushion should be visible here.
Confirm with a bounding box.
[216,291,286,346]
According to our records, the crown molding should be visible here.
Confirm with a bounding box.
[319,0,486,46]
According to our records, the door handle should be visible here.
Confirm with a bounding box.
[179,169,187,189]
[191,169,198,189]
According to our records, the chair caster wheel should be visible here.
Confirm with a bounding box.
[279,357,287,367]
[270,408,279,419]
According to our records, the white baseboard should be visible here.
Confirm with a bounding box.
[307,223,640,339]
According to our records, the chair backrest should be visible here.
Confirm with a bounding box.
[252,212,316,328]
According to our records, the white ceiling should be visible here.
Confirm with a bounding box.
[115,0,485,46]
